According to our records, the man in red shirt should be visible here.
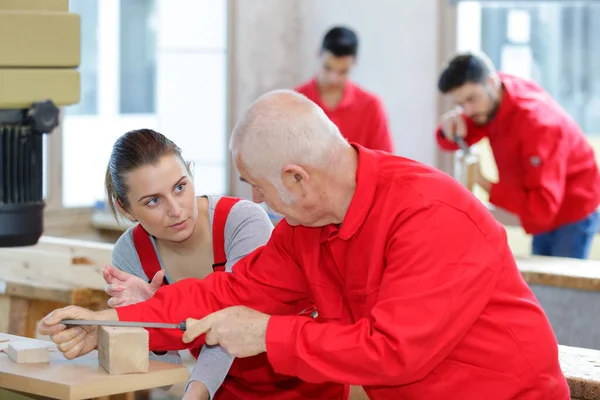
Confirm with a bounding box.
[436,51,600,259]
[41,90,568,399]
[295,26,394,153]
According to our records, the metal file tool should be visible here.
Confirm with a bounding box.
[60,319,187,331]
[455,136,471,155]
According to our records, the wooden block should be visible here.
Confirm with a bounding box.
[0,11,80,68]
[6,341,50,363]
[98,327,149,375]
[455,153,480,193]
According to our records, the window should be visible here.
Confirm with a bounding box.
[458,1,600,134]
[65,0,99,116]
[455,0,600,202]
[119,0,157,114]
[62,0,228,207]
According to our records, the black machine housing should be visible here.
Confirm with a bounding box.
[0,100,59,247]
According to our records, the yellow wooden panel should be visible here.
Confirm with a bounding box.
[0,11,80,67]
[0,69,80,108]
[0,0,69,12]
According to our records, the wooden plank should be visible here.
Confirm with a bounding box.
[8,299,29,337]
[560,345,600,400]
[0,278,73,304]
[0,259,105,291]
[0,247,75,269]
[70,289,109,311]
[35,237,114,268]
[517,255,600,292]
[0,296,11,333]
[43,208,96,239]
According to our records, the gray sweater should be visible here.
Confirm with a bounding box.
[111,195,274,399]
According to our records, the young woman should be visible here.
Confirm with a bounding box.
[102,129,345,400]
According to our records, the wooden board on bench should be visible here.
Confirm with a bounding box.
[0,333,187,400]
[516,255,600,292]
[560,345,600,400]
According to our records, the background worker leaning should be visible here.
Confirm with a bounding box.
[436,51,600,260]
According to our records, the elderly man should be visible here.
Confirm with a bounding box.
[40,90,568,399]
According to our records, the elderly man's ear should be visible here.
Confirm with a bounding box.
[282,164,310,192]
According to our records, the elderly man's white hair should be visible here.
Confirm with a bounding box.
[230,89,349,202]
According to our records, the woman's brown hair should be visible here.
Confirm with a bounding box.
[104,129,190,220]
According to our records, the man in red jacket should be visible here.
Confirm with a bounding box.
[40,90,569,399]
[436,51,600,259]
[295,26,394,153]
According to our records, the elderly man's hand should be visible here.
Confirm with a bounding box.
[183,306,270,358]
[38,306,117,360]
[103,264,163,308]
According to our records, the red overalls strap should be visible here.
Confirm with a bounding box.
[211,196,241,272]
[133,224,168,286]
[132,196,241,359]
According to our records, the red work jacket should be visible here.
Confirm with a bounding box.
[117,144,569,400]
[295,78,394,153]
[437,72,600,234]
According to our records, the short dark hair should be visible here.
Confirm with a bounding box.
[438,52,496,93]
[321,26,358,57]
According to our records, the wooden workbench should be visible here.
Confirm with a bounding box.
[0,334,187,400]
[0,238,110,338]
[0,272,108,338]
[516,255,600,291]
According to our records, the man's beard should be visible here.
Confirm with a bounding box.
[473,90,500,126]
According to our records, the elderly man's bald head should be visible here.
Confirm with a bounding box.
[229,89,349,184]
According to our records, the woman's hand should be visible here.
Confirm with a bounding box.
[103,265,164,307]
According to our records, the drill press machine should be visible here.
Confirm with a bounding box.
[0,0,81,247]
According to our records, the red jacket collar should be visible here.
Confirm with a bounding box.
[320,144,380,242]
[491,73,519,123]
[308,77,358,110]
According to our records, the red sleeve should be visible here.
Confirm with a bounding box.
[489,124,567,229]
[265,204,502,385]
[436,113,488,151]
[116,222,310,352]
[365,98,394,153]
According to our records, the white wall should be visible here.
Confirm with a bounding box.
[299,0,440,166]
[229,0,441,198]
